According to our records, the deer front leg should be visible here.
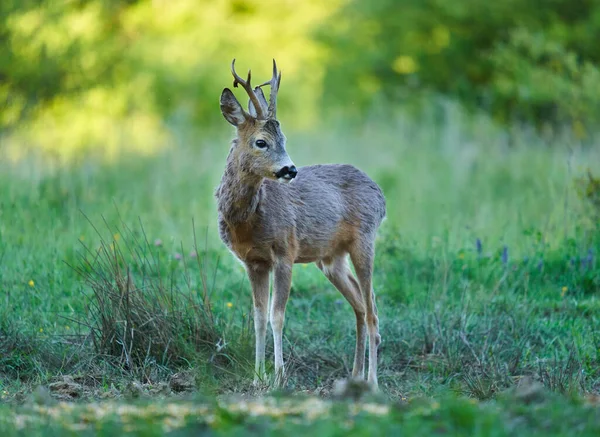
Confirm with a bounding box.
[246,262,270,385]
[271,261,292,387]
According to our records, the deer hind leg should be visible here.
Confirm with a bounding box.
[246,262,270,386]
[349,239,381,389]
[317,255,367,380]
[271,261,293,388]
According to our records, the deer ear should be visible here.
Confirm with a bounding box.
[220,88,248,126]
[248,87,269,118]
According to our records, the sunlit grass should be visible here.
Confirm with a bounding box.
[1,0,340,163]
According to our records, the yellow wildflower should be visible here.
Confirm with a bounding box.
[113,233,120,242]
[28,280,34,287]
[226,302,233,308]
[561,286,568,297]
[39,328,43,333]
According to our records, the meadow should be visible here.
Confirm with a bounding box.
[1,99,599,434]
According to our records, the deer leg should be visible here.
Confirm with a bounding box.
[317,256,367,379]
[270,261,292,388]
[271,262,292,387]
[246,262,270,385]
[350,241,380,389]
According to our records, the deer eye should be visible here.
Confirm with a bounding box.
[255,139,268,149]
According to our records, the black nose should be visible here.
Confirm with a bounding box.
[276,165,297,179]
[287,165,298,179]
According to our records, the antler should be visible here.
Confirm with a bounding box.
[231,59,266,120]
[258,59,281,119]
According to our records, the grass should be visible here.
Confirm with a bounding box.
[0,102,599,434]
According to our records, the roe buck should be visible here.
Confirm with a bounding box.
[215,59,386,388]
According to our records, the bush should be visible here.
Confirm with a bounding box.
[319,0,600,133]
[0,0,337,161]
[490,28,600,134]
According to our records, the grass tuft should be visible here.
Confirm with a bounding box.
[69,215,227,382]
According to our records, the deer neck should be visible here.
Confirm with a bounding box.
[216,148,264,225]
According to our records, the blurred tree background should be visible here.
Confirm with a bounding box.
[321,0,600,135]
[0,0,339,162]
[1,0,600,162]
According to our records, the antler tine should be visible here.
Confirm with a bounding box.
[258,59,281,119]
[231,59,266,119]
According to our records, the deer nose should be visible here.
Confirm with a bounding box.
[286,165,298,179]
[276,165,297,180]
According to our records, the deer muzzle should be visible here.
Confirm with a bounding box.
[275,165,298,180]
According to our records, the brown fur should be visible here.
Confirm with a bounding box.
[216,60,386,388]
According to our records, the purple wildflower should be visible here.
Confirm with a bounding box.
[537,259,544,272]
[189,250,197,258]
[501,245,509,266]
[476,238,483,257]
[174,252,182,260]
[154,239,163,247]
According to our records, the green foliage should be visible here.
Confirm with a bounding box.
[0,0,125,126]
[320,0,600,132]
[0,0,337,161]
[1,0,167,160]
[490,28,600,132]
[3,0,600,162]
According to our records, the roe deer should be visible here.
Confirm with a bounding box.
[216,59,386,389]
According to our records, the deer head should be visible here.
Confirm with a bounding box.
[220,59,297,182]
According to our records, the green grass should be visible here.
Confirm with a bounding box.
[1,103,599,433]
